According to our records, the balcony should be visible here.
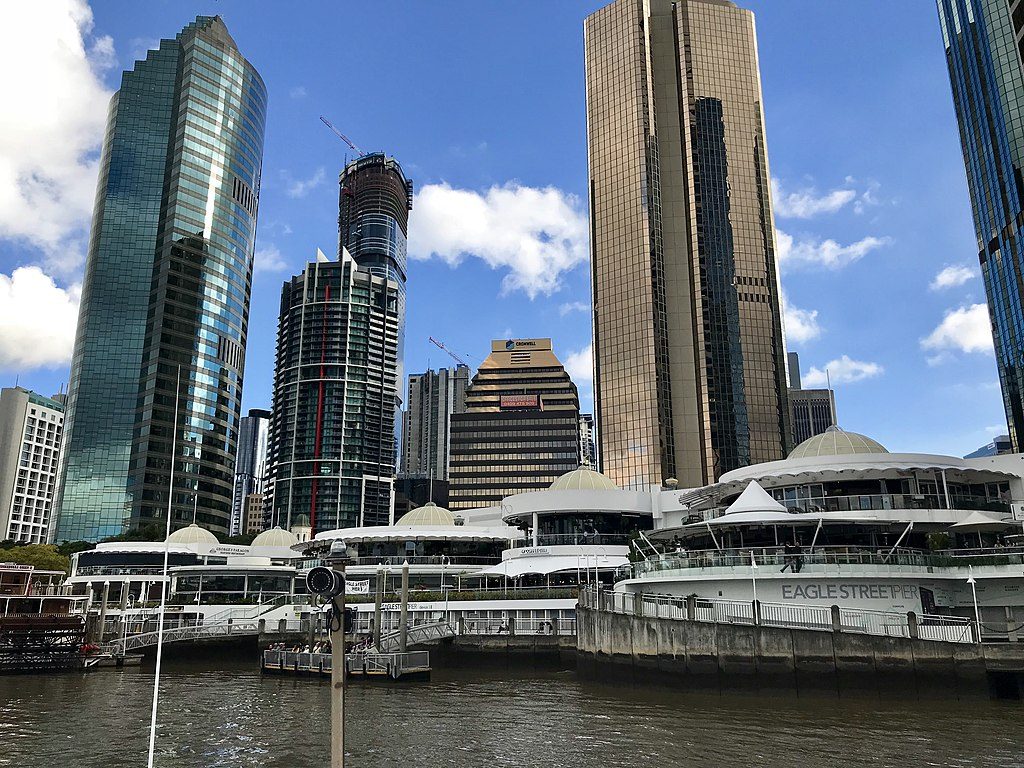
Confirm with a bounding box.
[727,493,1011,516]
[511,533,632,548]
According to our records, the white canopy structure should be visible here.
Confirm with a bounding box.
[949,511,1012,532]
[724,480,787,515]
[474,554,627,578]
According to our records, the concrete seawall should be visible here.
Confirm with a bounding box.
[577,605,1024,700]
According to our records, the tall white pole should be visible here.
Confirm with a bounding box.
[968,565,981,644]
[750,550,759,624]
[148,364,180,768]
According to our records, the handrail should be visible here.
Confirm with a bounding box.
[374,620,455,653]
[580,587,975,644]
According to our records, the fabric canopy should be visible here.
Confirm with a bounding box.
[949,511,1012,532]
[725,480,787,515]
[473,555,628,578]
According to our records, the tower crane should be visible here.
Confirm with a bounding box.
[319,115,362,155]
[429,336,470,368]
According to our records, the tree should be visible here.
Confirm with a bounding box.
[57,540,94,558]
[1,544,71,573]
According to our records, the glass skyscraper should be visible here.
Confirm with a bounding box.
[269,251,402,532]
[52,17,266,541]
[231,408,270,536]
[938,0,1024,450]
[584,0,790,490]
[400,365,469,482]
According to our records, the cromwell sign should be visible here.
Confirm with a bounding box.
[500,394,540,410]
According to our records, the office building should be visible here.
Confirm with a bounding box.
[938,0,1024,450]
[786,352,837,446]
[965,434,1013,459]
[52,16,266,541]
[585,0,790,490]
[269,249,401,533]
[231,408,270,535]
[243,493,266,536]
[0,389,65,543]
[448,339,581,510]
[400,365,469,481]
[580,413,597,468]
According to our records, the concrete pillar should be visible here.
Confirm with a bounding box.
[278,618,287,634]
[399,560,410,653]
[753,599,761,625]
[83,582,93,616]
[686,595,696,621]
[458,616,466,636]
[831,604,842,633]
[633,591,643,618]
[307,616,315,649]
[532,511,539,546]
[509,616,516,636]
[373,568,383,651]
[119,580,129,610]
[259,618,266,634]
[907,611,919,639]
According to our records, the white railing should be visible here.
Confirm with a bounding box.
[375,621,456,653]
[582,588,974,644]
[262,649,430,679]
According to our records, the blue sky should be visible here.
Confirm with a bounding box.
[0,0,1001,458]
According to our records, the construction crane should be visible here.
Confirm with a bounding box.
[429,336,469,368]
[319,115,362,155]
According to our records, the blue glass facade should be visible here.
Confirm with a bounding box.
[938,0,1024,449]
[53,17,266,541]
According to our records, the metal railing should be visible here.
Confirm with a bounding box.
[511,533,631,548]
[262,649,430,679]
[703,493,1009,516]
[580,588,975,644]
[634,546,945,576]
[375,621,456,653]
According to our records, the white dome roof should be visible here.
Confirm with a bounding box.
[549,467,618,491]
[396,502,456,526]
[789,425,888,459]
[251,527,298,547]
[166,523,219,545]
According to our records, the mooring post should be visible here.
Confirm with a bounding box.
[686,595,696,621]
[98,581,111,643]
[633,591,643,618]
[907,611,919,639]
[831,605,842,633]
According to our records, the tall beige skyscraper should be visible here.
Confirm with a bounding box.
[585,0,789,490]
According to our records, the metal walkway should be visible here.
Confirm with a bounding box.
[374,621,455,653]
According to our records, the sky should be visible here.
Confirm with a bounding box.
[0,0,1002,458]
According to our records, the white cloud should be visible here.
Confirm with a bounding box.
[781,289,821,344]
[254,244,288,273]
[771,179,855,219]
[285,167,325,198]
[409,182,588,298]
[129,37,159,62]
[0,0,114,274]
[921,303,993,356]
[289,86,308,99]
[930,264,978,291]
[559,301,589,317]
[564,343,593,385]
[776,230,891,270]
[0,267,81,371]
[803,355,883,387]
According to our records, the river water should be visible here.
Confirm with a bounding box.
[1,657,1022,768]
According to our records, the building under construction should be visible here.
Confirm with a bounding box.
[268,249,401,531]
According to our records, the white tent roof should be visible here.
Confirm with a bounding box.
[473,554,627,578]
[724,481,787,515]
[949,511,1012,532]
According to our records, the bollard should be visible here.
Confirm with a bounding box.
[831,605,842,633]
[633,592,643,618]
[686,595,696,621]
[278,618,287,634]
[259,618,266,635]
[508,616,516,636]
[907,611,919,639]
[458,616,466,636]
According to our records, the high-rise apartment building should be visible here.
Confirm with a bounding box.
[242,493,266,536]
[400,365,469,481]
[52,17,266,541]
[231,408,270,535]
[269,249,401,533]
[937,0,1024,450]
[338,153,413,411]
[585,0,789,490]
[786,352,837,446]
[0,389,65,544]
[448,339,581,510]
